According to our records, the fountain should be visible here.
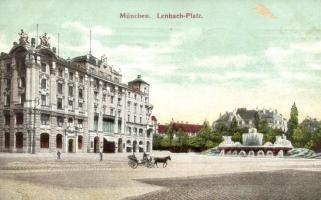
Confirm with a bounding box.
[218,128,293,157]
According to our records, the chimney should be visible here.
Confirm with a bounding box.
[13,42,18,46]
[137,75,141,79]
[52,47,56,53]
[31,38,35,47]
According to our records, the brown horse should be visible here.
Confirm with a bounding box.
[154,156,171,168]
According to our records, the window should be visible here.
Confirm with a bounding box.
[128,114,130,122]
[58,68,63,77]
[68,118,73,127]
[6,78,11,89]
[134,103,137,113]
[103,94,106,101]
[69,86,73,97]
[57,83,63,94]
[94,116,98,131]
[41,114,50,125]
[40,133,49,148]
[79,89,83,99]
[41,95,46,106]
[103,118,114,133]
[5,114,10,126]
[140,117,142,124]
[68,100,73,109]
[69,72,74,80]
[5,95,10,106]
[127,127,132,135]
[16,132,23,148]
[16,113,23,125]
[79,75,83,83]
[127,101,131,109]
[140,105,143,113]
[94,92,98,100]
[56,134,62,148]
[78,102,83,108]
[18,77,25,88]
[110,108,114,115]
[118,98,121,105]
[5,132,10,148]
[57,98,63,109]
[20,93,25,104]
[128,91,131,97]
[41,79,46,89]
[134,128,137,136]
[111,96,114,104]
[139,129,143,136]
[6,63,10,72]
[41,63,46,72]
[57,117,64,127]
[134,94,136,99]
[78,119,83,128]
[134,116,136,123]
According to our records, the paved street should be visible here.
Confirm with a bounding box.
[1,152,321,200]
[129,170,321,200]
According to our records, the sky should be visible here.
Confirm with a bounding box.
[1,0,321,124]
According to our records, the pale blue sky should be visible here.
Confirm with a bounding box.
[1,0,321,123]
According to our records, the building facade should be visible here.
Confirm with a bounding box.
[0,30,153,153]
[213,108,288,132]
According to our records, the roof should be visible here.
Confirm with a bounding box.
[158,123,203,134]
[236,108,256,121]
[128,75,149,86]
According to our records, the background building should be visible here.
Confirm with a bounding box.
[157,121,203,137]
[213,108,288,132]
[0,30,153,153]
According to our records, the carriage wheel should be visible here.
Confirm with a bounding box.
[146,162,154,168]
[128,160,138,169]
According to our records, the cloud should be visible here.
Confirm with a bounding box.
[62,21,112,36]
[194,54,253,68]
[0,33,11,53]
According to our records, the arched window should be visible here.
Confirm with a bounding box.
[4,132,10,148]
[56,134,62,148]
[41,79,46,89]
[40,133,49,148]
[78,136,83,150]
[15,132,23,148]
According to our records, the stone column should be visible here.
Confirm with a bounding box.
[74,72,79,112]
[50,62,57,110]
[97,81,103,133]
[64,68,69,110]
[113,86,118,134]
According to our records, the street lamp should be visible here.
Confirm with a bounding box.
[32,97,39,154]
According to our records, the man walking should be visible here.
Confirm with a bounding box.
[100,151,103,161]
[57,150,61,160]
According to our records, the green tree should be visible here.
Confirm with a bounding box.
[230,117,238,135]
[288,102,299,140]
[232,132,242,143]
[152,134,163,150]
[307,126,321,151]
[292,127,310,148]
[258,119,269,134]
[159,137,171,149]
[165,122,175,145]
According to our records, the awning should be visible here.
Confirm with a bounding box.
[139,145,144,148]
[126,144,132,148]
[103,136,115,142]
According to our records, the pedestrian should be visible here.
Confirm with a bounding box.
[100,151,103,161]
[57,150,61,160]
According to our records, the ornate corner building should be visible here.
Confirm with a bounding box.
[0,30,154,153]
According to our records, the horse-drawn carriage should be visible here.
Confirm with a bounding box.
[127,154,171,169]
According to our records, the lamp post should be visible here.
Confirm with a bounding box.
[32,97,39,154]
